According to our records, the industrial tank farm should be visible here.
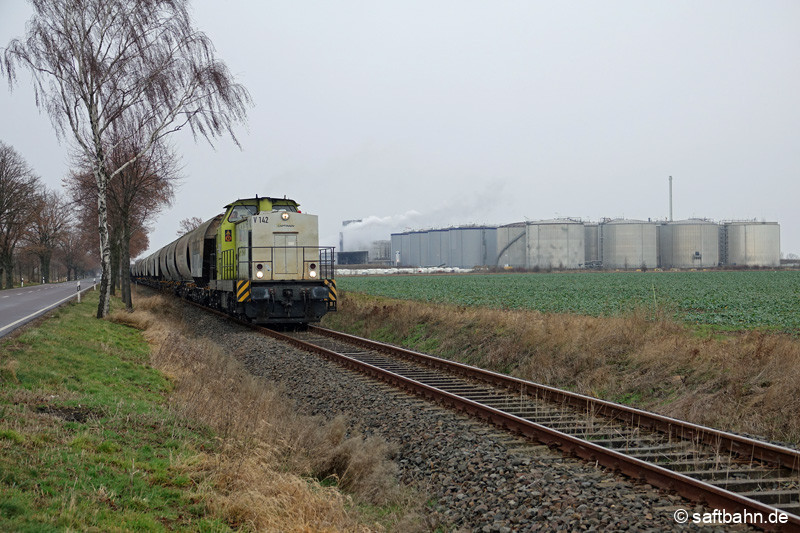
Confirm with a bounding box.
[390,218,782,270]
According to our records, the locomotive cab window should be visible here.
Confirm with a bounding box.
[272,204,298,212]
[228,205,257,222]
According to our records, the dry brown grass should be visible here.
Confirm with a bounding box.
[110,291,423,532]
[324,292,800,444]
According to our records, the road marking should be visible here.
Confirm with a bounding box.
[0,292,83,335]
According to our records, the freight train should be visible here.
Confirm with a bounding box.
[132,195,336,324]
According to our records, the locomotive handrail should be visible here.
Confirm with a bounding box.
[234,246,335,281]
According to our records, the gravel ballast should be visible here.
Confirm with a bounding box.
[178,304,754,532]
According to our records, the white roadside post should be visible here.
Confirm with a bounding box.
[77,280,81,303]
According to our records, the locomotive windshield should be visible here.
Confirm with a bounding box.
[227,205,258,222]
[272,204,298,212]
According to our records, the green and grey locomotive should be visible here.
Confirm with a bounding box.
[132,196,336,324]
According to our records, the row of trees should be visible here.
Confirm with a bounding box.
[0,139,178,299]
[2,0,250,317]
[0,141,91,287]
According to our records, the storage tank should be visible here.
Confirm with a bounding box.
[601,220,658,269]
[659,219,719,268]
[720,222,780,267]
[448,226,497,269]
[408,231,427,267]
[496,223,526,268]
[525,219,585,269]
[427,229,450,267]
[390,232,413,266]
[584,224,600,267]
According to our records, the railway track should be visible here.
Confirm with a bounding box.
[269,325,799,532]
[183,299,800,530]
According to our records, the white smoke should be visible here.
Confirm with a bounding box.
[336,180,508,251]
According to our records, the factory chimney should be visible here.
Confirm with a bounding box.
[669,176,673,222]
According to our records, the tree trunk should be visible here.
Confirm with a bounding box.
[110,239,119,297]
[2,256,13,289]
[0,258,9,289]
[41,253,51,283]
[121,223,132,310]
[95,169,112,318]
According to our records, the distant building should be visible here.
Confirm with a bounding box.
[337,251,369,265]
[390,218,782,269]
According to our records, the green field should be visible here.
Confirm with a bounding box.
[338,271,800,331]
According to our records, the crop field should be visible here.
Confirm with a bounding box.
[337,271,800,331]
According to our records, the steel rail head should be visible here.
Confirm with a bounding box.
[288,327,800,531]
[310,326,800,473]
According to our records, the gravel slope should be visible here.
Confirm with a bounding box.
[179,304,753,532]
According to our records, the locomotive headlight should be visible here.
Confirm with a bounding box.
[309,270,317,278]
[309,263,317,278]
[281,212,290,220]
[256,270,264,279]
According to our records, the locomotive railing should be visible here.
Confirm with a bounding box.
[235,246,335,281]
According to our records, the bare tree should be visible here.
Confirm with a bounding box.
[107,140,176,309]
[2,0,251,317]
[177,216,204,236]
[66,136,176,308]
[58,226,95,281]
[0,141,41,288]
[27,188,72,283]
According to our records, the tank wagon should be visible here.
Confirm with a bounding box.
[132,196,336,324]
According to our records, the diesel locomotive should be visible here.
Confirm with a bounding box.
[132,196,336,324]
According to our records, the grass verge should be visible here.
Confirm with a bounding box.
[1,290,425,531]
[322,291,800,444]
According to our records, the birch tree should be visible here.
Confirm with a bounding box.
[2,0,251,317]
[66,137,177,310]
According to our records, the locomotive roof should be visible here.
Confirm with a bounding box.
[224,196,298,208]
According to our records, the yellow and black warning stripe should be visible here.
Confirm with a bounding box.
[236,280,251,302]
[324,279,337,309]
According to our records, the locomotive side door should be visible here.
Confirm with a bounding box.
[235,220,251,280]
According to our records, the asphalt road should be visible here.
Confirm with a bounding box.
[0,278,97,338]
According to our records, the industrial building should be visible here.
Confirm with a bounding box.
[391,226,497,269]
[497,219,584,269]
[390,219,781,270]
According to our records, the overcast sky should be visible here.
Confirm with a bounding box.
[2,1,798,256]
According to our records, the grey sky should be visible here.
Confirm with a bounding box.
[2,1,798,256]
